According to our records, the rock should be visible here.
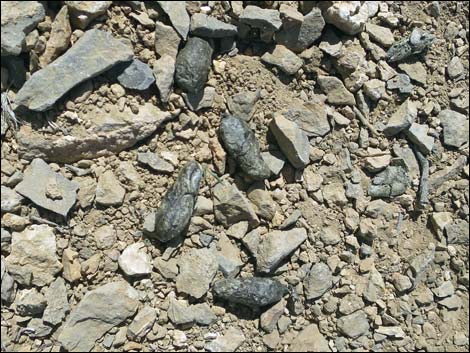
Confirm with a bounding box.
[364,148,391,173]
[5,225,62,286]
[387,73,414,94]
[363,267,385,303]
[287,324,331,352]
[404,123,434,155]
[1,258,16,304]
[213,277,287,307]
[15,288,46,316]
[323,182,347,206]
[275,8,325,53]
[321,1,369,35]
[366,23,394,47]
[368,159,411,198]
[337,311,369,338]
[363,79,386,101]
[282,101,330,137]
[153,54,176,103]
[76,176,96,208]
[398,62,427,86]
[209,136,227,174]
[247,186,278,221]
[194,196,213,216]
[439,295,462,310]
[384,99,417,136]
[190,13,237,38]
[192,303,217,326]
[58,281,139,352]
[375,326,406,339]
[447,56,464,79]
[116,59,155,91]
[320,225,341,245]
[239,5,282,42]
[138,152,174,173]
[270,114,309,169]
[176,248,218,299]
[339,294,364,315]
[392,273,413,292]
[386,28,434,63]
[43,277,69,326]
[175,37,213,93]
[438,109,469,148]
[182,85,215,111]
[168,298,195,326]
[262,150,286,176]
[227,90,260,121]
[25,318,53,338]
[146,161,202,242]
[118,242,152,277]
[154,21,181,59]
[433,281,454,298]
[242,229,261,257]
[15,29,133,111]
[445,220,469,245]
[17,103,170,163]
[2,213,30,231]
[1,186,23,213]
[257,228,307,273]
[319,27,343,57]
[213,182,259,227]
[62,248,82,283]
[217,233,243,278]
[1,1,45,56]
[154,257,178,280]
[127,305,157,341]
[65,1,112,29]
[260,299,286,333]
[40,5,72,66]
[304,262,333,300]
[15,158,78,217]
[317,76,356,106]
[261,45,303,75]
[205,327,245,352]
[157,1,190,39]
[94,225,116,250]
[219,115,271,180]
[95,170,126,207]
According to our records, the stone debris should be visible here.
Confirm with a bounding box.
[138,152,174,173]
[153,54,176,103]
[438,109,469,148]
[118,242,152,277]
[40,5,72,66]
[205,327,245,352]
[65,1,112,29]
[239,5,282,42]
[261,45,303,75]
[157,1,190,40]
[43,277,69,326]
[384,99,417,136]
[304,262,333,300]
[227,90,260,121]
[14,288,47,316]
[154,21,181,59]
[116,59,155,91]
[1,186,23,213]
[287,324,331,352]
[95,170,126,207]
[318,75,356,106]
[190,13,237,38]
[386,28,434,62]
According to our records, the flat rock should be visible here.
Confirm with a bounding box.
[15,29,133,111]
[127,305,157,341]
[317,75,356,106]
[337,311,369,338]
[260,299,286,333]
[176,248,218,299]
[384,99,417,136]
[190,13,237,38]
[65,1,112,29]
[405,123,434,155]
[445,220,469,245]
[58,281,139,352]
[15,158,78,217]
[157,1,190,40]
[438,109,469,148]
[363,79,386,101]
[62,248,82,283]
[17,103,170,163]
[239,5,282,42]
[366,23,394,47]
[205,327,245,352]
[304,262,333,300]
[43,277,70,326]
[339,294,365,315]
[94,225,116,250]
[247,186,278,221]
[387,73,414,94]
[1,1,45,56]
[1,258,16,304]
[287,324,331,352]
[227,90,260,121]
[261,45,303,75]
[168,297,195,326]
[5,225,62,287]
[154,21,181,59]
[398,62,427,86]
[153,54,175,103]
[447,56,464,79]
[256,228,307,273]
[182,86,215,111]
[138,152,174,173]
[117,59,155,91]
[1,186,23,213]
[213,277,287,307]
[262,150,286,175]
[321,1,370,35]
[433,281,454,298]
[368,159,411,198]
[217,233,243,278]
[118,242,152,277]
[15,288,46,316]
[40,5,72,66]
[270,114,309,169]
[95,170,126,207]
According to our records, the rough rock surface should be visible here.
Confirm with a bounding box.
[118,242,152,277]
[157,1,190,40]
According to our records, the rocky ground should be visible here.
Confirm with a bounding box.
[1,1,469,352]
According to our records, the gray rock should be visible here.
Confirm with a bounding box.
[257,228,307,274]
[40,5,72,67]
[190,13,237,38]
[320,225,341,245]
[363,79,386,101]
[304,262,333,300]
[405,123,434,155]
[127,305,157,341]
[282,102,330,137]
[433,281,454,298]
[220,115,271,180]
[25,318,53,338]
[262,150,286,176]
[247,185,278,221]
[366,23,394,48]
[339,294,364,315]
[94,225,116,250]
[205,327,245,352]
[260,298,286,333]
[15,159,78,217]
[213,182,260,228]
[242,229,260,258]
[319,27,343,57]
[447,56,464,79]
[154,21,181,59]
[398,62,427,86]
[287,324,331,352]
[1,186,23,213]
[392,273,413,293]
[176,248,218,299]
[387,73,414,94]
[227,90,260,121]
[153,54,175,103]
[317,75,356,106]
[154,257,178,280]
[239,5,282,42]
[445,220,469,245]
[368,159,411,198]
[168,297,195,326]
[192,303,217,326]
[118,242,152,277]
[117,59,155,91]
[438,109,469,148]
[138,152,174,173]
[363,267,385,303]
[213,277,287,307]
[261,45,303,75]
[182,86,215,111]
[58,281,139,352]
[270,114,309,169]
[15,288,46,316]
[95,170,126,207]
[146,161,202,242]
[337,311,369,338]
[386,28,434,63]
[217,233,243,278]
[384,99,417,136]
[15,29,133,111]
[65,1,112,29]
[157,1,190,40]
[175,37,213,93]
[1,258,16,304]
[43,277,70,326]
[1,1,45,56]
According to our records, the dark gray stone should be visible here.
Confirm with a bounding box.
[175,37,213,93]
[386,28,434,63]
[117,59,155,91]
[213,277,287,307]
[190,13,237,38]
[368,159,411,198]
[219,115,271,180]
[146,161,203,242]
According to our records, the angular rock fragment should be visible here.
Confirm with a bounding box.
[227,90,260,121]
[190,13,237,38]
[405,123,435,155]
[282,101,330,137]
[1,186,23,213]
[317,75,356,106]
[213,277,287,307]
[368,159,411,198]
[445,220,469,245]
[386,28,434,63]
[219,115,271,180]
[62,248,82,283]
[154,21,181,59]
[118,242,152,277]
[239,5,282,42]
[153,54,175,103]
[304,262,333,300]
[138,152,174,173]
[43,277,70,326]
[287,324,331,352]
[40,5,72,66]
[175,37,213,93]
[157,1,190,40]
[95,170,126,207]
[182,86,215,111]
[321,1,370,35]
[366,23,394,48]
[146,161,202,242]
[205,327,245,352]
[438,109,469,148]
[127,305,157,341]
[65,1,112,29]
[116,59,155,91]
[261,45,303,75]
[15,288,46,316]
[15,29,133,111]
[1,258,16,304]
[384,99,417,136]
[337,311,369,338]
[217,233,243,277]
